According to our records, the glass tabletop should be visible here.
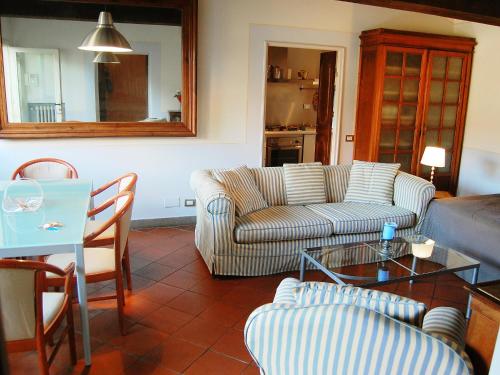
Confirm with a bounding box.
[0,179,92,250]
[302,235,480,286]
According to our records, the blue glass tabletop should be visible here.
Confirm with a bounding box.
[0,179,92,250]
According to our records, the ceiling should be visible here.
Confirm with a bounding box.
[338,0,500,27]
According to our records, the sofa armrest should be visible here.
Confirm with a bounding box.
[422,307,467,348]
[190,170,235,215]
[393,171,435,231]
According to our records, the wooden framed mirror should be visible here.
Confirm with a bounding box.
[0,0,197,138]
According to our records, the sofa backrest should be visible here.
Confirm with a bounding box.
[245,303,472,375]
[250,164,352,206]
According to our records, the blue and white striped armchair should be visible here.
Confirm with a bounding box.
[245,278,473,375]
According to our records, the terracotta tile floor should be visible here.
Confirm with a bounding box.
[7,226,470,374]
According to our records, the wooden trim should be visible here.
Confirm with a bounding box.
[360,29,476,52]
[90,172,137,197]
[339,1,500,27]
[0,0,197,139]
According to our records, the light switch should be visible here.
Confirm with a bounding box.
[303,104,312,110]
[345,135,355,142]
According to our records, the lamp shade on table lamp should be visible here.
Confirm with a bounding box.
[421,146,445,184]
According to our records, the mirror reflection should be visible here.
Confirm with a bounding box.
[1,16,182,123]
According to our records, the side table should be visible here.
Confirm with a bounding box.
[465,280,500,375]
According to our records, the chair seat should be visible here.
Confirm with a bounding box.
[234,206,334,244]
[46,248,115,278]
[43,292,65,328]
[85,220,115,241]
[306,202,415,234]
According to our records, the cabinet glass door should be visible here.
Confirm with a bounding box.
[378,49,425,172]
[420,52,466,190]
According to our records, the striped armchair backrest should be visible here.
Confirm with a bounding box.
[250,165,352,206]
[245,303,471,375]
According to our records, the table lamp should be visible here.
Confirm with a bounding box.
[420,146,445,184]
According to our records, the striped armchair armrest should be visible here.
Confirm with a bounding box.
[190,170,234,215]
[244,303,472,375]
[393,171,436,231]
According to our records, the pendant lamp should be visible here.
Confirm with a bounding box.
[93,52,120,64]
[79,11,132,53]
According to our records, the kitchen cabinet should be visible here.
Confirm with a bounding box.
[354,29,475,193]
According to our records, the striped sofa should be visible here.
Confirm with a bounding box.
[245,278,473,375]
[190,165,435,276]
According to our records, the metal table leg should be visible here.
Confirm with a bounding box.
[75,244,92,365]
[466,266,479,319]
[409,256,417,285]
[299,253,305,282]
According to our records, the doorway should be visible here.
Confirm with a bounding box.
[263,45,338,166]
[97,54,148,121]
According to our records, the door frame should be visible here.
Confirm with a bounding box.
[263,41,345,165]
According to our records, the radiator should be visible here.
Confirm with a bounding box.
[28,103,65,122]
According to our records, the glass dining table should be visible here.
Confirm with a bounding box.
[0,179,93,365]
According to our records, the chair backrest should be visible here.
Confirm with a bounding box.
[85,191,135,260]
[245,303,471,375]
[11,158,78,180]
[0,268,37,341]
[117,173,137,194]
[0,260,69,343]
[115,192,134,259]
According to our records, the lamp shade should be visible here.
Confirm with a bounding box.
[421,146,445,167]
[79,11,133,53]
[93,52,120,64]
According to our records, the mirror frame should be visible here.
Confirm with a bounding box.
[0,0,197,138]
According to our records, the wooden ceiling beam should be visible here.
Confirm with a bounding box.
[0,0,182,26]
[337,0,500,27]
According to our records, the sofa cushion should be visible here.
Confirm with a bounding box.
[283,163,326,205]
[324,164,351,203]
[307,202,415,234]
[212,166,268,216]
[251,167,286,206]
[234,206,333,244]
[344,160,400,206]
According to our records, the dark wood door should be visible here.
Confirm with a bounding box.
[315,52,336,165]
[98,54,148,121]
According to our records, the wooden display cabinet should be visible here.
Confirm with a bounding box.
[354,29,476,193]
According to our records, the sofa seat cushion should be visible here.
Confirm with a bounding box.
[307,202,415,234]
[234,206,334,244]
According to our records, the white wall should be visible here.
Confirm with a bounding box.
[1,0,498,220]
[1,17,182,121]
[454,21,500,196]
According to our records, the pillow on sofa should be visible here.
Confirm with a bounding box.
[212,166,268,216]
[283,163,326,205]
[344,160,400,206]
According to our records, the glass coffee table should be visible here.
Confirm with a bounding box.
[300,235,480,317]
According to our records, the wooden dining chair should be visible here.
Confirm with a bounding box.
[11,158,78,180]
[85,173,137,291]
[0,260,76,375]
[44,191,135,335]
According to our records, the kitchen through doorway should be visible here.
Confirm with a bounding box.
[263,45,337,166]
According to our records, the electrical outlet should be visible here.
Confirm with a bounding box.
[303,103,312,110]
[184,199,196,207]
[163,197,180,208]
[345,135,355,142]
